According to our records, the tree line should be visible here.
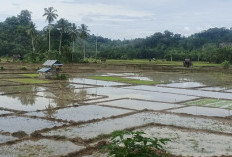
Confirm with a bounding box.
[0,8,232,63]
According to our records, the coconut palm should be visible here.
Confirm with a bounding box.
[69,23,78,53]
[78,24,89,60]
[26,23,37,53]
[57,18,70,55]
[43,7,58,51]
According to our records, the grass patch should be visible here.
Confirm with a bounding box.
[7,78,51,84]
[184,98,232,109]
[89,76,159,85]
[19,74,39,78]
[184,98,219,106]
[103,59,220,67]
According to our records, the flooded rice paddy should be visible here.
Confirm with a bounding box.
[1,65,232,156]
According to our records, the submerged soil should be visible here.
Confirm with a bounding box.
[0,62,232,156]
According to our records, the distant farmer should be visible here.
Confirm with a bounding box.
[183,59,193,67]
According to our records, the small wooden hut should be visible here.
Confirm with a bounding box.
[38,60,63,79]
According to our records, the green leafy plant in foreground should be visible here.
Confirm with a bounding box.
[102,131,170,157]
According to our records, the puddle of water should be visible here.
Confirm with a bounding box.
[225,89,232,93]
[69,78,128,86]
[42,112,232,140]
[199,87,227,92]
[99,99,183,110]
[0,94,75,111]
[141,72,232,86]
[0,110,12,115]
[169,106,232,117]
[36,90,103,102]
[69,83,93,89]
[126,85,232,100]
[0,116,63,134]
[42,82,93,89]
[0,85,44,95]
[0,134,17,144]
[84,87,198,103]
[100,73,136,77]
[159,82,205,88]
[139,126,232,156]
[25,105,132,121]
[0,139,84,157]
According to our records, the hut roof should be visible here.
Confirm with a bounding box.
[38,67,51,72]
[43,60,62,66]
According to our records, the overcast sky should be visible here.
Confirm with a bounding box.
[0,0,232,39]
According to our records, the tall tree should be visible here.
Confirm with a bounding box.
[43,7,58,51]
[78,24,89,60]
[26,23,37,53]
[57,18,70,54]
[69,23,78,60]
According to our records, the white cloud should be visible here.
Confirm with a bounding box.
[1,0,232,39]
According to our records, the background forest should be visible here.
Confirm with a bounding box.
[1,9,232,63]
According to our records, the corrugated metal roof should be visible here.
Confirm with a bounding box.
[38,67,51,72]
[43,60,61,66]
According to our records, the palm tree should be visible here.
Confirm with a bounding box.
[57,18,69,55]
[43,7,58,51]
[26,23,37,53]
[69,23,78,61]
[78,24,89,60]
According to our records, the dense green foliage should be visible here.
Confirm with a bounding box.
[102,131,170,157]
[222,60,230,69]
[1,9,232,64]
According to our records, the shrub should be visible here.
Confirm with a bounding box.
[20,66,27,70]
[0,66,5,70]
[102,131,170,157]
[56,74,67,80]
[222,60,230,69]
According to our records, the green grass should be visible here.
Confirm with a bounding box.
[184,98,220,106]
[89,76,159,85]
[7,78,51,84]
[98,59,220,67]
[19,74,39,78]
[184,98,232,109]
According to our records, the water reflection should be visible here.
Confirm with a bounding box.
[44,102,58,118]
[43,83,88,104]
[0,82,85,111]
[0,85,38,105]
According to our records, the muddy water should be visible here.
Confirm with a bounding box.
[69,78,128,86]
[80,87,199,103]
[0,94,75,111]
[25,105,132,121]
[0,110,12,115]
[169,106,232,117]
[99,99,183,110]
[0,134,17,144]
[0,139,84,157]
[126,85,232,100]
[0,116,63,134]
[140,126,232,156]
[1,70,232,156]
[42,111,232,140]
[159,81,205,88]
